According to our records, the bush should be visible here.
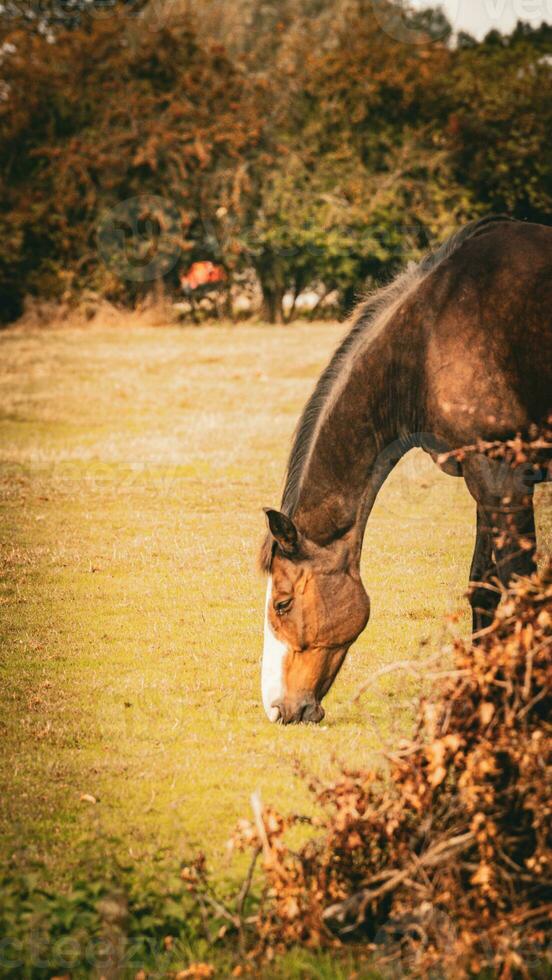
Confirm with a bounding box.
[185,562,551,976]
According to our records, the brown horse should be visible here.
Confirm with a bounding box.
[260,216,552,724]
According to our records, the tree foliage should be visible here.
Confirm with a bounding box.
[443,24,552,222]
[0,1,550,322]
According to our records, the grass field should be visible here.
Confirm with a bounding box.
[1,318,550,974]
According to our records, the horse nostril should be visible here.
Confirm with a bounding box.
[269,701,283,723]
[300,700,325,724]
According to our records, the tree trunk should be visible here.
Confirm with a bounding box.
[262,285,285,324]
[254,254,286,324]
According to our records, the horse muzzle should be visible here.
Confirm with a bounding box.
[271,696,325,725]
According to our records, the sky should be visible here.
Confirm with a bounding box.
[435,0,552,38]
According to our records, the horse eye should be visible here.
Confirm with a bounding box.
[275,597,293,616]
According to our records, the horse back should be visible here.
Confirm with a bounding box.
[421,220,552,442]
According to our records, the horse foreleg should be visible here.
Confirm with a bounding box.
[490,496,537,587]
[463,456,537,635]
[469,506,500,633]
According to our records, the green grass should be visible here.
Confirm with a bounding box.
[0,319,550,976]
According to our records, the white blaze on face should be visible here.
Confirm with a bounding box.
[261,577,287,722]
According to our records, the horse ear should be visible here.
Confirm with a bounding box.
[264,508,299,557]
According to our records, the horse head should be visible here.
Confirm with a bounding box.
[261,509,370,724]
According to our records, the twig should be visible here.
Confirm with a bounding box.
[323,831,475,935]
[354,652,447,702]
[251,790,271,862]
[518,685,548,720]
[522,647,534,701]
[236,845,261,919]
[235,844,261,952]
[201,891,240,928]
[196,895,215,945]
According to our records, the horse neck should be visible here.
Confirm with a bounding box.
[292,316,423,558]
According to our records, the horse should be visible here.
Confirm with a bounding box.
[259,216,552,724]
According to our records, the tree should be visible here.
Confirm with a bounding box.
[443,23,552,222]
[0,7,269,317]
[235,0,463,321]
[0,1,550,325]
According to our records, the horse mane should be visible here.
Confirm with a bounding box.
[259,214,517,572]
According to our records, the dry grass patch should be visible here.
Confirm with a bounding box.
[0,318,549,888]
